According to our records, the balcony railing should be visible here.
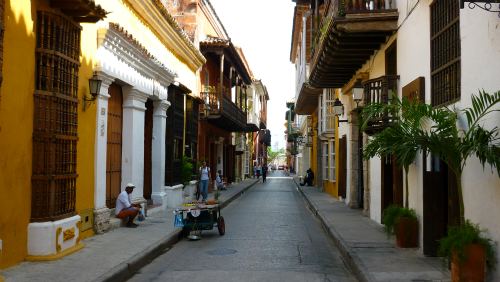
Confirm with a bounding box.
[200,86,247,131]
[362,75,399,135]
[309,0,398,88]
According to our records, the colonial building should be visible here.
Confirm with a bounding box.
[291,0,500,276]
[0,0,106,268]
[84,0,205,233]
[171,0,259,188]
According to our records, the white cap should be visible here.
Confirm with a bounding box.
[125,183,135,189]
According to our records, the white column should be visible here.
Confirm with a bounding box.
[93,72,114,234]
[151,99,170,206]
[122,87,149,202]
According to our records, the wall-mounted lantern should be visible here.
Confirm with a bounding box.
[83,73,102,111]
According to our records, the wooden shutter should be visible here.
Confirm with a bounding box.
[31,11,81,222]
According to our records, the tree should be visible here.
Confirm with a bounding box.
[267,147,285,164]
[363,90,500,225]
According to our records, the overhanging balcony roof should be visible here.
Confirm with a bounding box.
[295,82,322,115]
[49,0,107,22]
[309,7,398,88]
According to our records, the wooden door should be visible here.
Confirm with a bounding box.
[338,136,347,199]
[423,153,459,256]
[143,99,153,201]
[381,156,394,217]
[106,83,123,208]
[392,158,403,206]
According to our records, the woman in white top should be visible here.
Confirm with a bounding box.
[199,161,210,201]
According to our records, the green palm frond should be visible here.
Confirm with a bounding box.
[464,90,500,130]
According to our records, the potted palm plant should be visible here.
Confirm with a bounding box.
[363,97,422,247]
[364,90,499,279]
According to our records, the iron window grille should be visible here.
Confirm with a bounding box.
[430,0,461,107]
[31,11,81,222]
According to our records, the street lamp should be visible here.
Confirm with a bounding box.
[83,72,102,111]
[333,98,348,123]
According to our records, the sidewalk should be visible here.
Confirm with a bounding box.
[0,178,259,282]
[293,178,450,282]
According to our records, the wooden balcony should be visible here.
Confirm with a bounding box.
[362,75,399,135]
[200,87,247,132]
[309,0,398,88]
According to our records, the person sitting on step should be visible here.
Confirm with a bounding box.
[300,168,314,186]
[115,183,142,228]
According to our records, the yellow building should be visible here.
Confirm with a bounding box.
[0,0,205,268]
[0,0,106,268]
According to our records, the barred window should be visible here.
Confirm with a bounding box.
[329,140,335,182]
[430,0,460,106]
[322,142,328,180]
[31,11,81,222]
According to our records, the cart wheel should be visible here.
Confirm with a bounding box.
[217,216,225,236]
[181,226,191,238]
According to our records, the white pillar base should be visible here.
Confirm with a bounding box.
[151,190,167,207]
[27,215,82,258]
[93,208,111,234]
[165,184,184,208]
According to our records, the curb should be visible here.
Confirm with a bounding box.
[293,178,377,282]
[96,179,259,282]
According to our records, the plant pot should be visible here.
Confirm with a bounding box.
[395,216,418,248]
[451,243,485,282]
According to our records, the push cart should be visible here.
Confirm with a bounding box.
[175,203,225,239]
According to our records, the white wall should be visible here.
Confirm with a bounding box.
[369,156,382,223]
[460,8,500,279]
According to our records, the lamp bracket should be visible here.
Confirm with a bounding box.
[461,1,500,17]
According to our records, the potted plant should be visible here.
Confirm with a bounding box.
[364,90,500,278]
[382,205,418,248]
[438,220,495,282]
[363,97,423,247]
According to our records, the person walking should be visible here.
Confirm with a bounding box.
[198,161,210,202]
[262,163,268,183]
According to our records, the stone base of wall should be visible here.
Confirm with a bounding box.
[93,207,110,234]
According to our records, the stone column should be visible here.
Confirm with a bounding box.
[93,72,114,234]
[151,99,170,206]
[122,87,149,202]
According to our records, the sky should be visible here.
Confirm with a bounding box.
[209,0,296,150]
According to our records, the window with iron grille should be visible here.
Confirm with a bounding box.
[31,11,81,222]
[329,140,335,182]
[430,0,460,107]
[322,142,328,180]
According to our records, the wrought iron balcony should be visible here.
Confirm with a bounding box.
[200,86,247,132]
[309,0,398,88]
[362,75,399,135]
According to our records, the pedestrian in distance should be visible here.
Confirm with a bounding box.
[257,164,262,179]
[300,168,314,186]
[115,183,142,228]
[262,163,268,183]
[216,170,226,190]
[253,163,258,179]
[198,161,211,202]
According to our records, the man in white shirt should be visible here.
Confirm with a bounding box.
[115,183,141,228]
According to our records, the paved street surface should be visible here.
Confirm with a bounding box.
[129,171,356,282]
[295,178,450,282]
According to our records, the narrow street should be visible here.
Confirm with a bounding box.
[129,171,356,282]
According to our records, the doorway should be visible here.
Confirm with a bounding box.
[423,153,459,256]
[338,135,347,199]
[143,99,154,202]
[106,83,123,208]
[381,156,403,218]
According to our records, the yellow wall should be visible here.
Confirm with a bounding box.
[95,0,198,92]
[0,0,36,268]
[77,24,99,240]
